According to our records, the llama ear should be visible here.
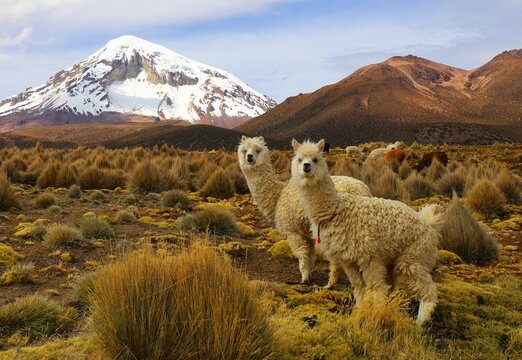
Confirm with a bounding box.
[259,136,264,141]
[241,135,247,141]
[318,139,325,152]
[291,139,300,151]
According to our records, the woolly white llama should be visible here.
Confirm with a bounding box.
[291,139,442,325]
[366,141,403,161]
[238,136,372,287]
[345,146,361,157]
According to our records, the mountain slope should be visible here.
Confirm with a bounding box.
[238,51,522,145]
[0,35,276,132]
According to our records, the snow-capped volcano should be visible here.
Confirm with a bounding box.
[0,35,276,131]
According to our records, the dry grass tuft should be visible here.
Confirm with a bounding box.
[87,245,276,360]
[0,172,20,210]
[78,166,126,190]
[33,193,57,209]
[465,178,506,218]
[437,170,466,197]
[402,172,434,200]
[129,160,167,194]
[179,206,237,236]
[43,224,83,248]
[495,168,521,204]
[161,189,190,208]
[199,168,236,199]
[0,262,36,285]
[440,197,499,265]
[80,217,115,239]
[0,295,78,344]
[370,168,401,200]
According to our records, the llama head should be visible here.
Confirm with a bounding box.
[291,139,329,186]
[237,136,270,170]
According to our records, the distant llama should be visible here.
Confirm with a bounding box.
[238,136,372,287]
[291,139,442,325]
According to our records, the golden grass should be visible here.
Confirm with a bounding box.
[87,244,277,360]
[43,224,83,248]
[0,172,19,210]
[466,179,507,219]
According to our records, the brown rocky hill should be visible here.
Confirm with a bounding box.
[238,50,522,145]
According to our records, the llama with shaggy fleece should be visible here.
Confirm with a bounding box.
[238,136,372,287]
[291,139,442,326]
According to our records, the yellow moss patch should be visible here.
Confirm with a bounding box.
[0,243,24,266]
[138,216,155,224]
[437,250,463,265]
[218,241,251,253]
[60,252,73,263]
[188,193,203,202]
[237,222,256,236]
[83,212,96,217]
[98,214,109,221]
[154,221,171,229]
[0,335,104,360]
[490,215,522,231]
[15,214,28,221]
[268,240,294,258]
[45,289,60,296]
[52,187,68,193]
[256,240,272,250]
[241,214,255,221]
[266,229,283,239]
[206,196,219,203]
[33,218,51,226]
[14,227,32,238]
[93,241,105,248]
[195,202,238,215]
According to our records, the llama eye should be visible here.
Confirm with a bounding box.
[256,149,261,153]
[243,150,247,154]
[312,158,318,163]
[298,158,302,163]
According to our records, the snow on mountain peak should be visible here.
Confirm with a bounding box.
[0,35,276,130]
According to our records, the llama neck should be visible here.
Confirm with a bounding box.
[296,174,340,225]
[242,163,284,221]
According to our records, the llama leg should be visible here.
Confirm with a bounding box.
[286,234,314,283]
[394,262,438,326]
[342,263,365,304]
[325,262,341,289]
[359,258,390,296]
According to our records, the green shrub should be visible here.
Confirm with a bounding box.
[465,179,506,218]
[161,190,190,208]
[0,295,77,343]
[48,205,64,214]
[179,206,237,236]
[0,172,19,210]
[440,197,499,265]
[123,194,137,205]
[199,168,235,199]
[44,224,83,248]
[80,217,115,239]
[34,193,57,209]
[88,245,276,360]
[68,184,82,199]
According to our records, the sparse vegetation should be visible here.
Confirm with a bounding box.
[87,245,276,360]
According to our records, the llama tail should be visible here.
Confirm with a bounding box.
[418,204,444,234]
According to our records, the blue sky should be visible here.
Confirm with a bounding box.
[0,0,521,102]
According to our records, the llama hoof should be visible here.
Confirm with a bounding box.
[300,279,311,285]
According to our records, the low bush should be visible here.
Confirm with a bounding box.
[68,184,82,199]
[370,168,401,200]
[78,166,126,190]
[113,210,137,224]
[129,160,166,194]
[87,245,276,360]
[402,172,434,200]
[495,169,521,204]
[437,170,466,197]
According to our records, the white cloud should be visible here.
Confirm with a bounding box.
[0,0,295,27]
[0,27,33,47]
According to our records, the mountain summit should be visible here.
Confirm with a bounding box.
[0,35,276,132]
[238,50,522,145]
